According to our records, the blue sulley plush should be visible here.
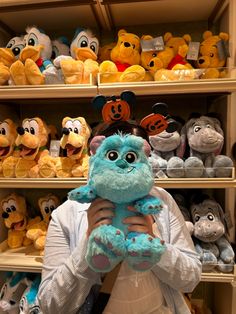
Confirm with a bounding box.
[69,133,166,273]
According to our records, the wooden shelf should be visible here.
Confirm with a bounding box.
[0,177,235,189]
[201,267,236,283]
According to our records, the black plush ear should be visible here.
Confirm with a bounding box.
[92,95,107,110]
[120,90,136,105]
[166,119,178,133]
[152,102,168,115]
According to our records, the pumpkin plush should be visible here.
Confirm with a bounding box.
[2,117,51,178]
[55,116,91,177]
[10,26,60,85]
[195,30,229,79]
[26,194,60,255]
[69,133,166,273]
[54,28,99,84]
[99,29,146,83]
[0,119,18,177]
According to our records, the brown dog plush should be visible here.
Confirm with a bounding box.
[55,116,91,177]
[26,193,60,255]
[2,117,51,178]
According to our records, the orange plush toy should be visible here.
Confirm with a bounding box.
[2,117,51,178]
[99,29,146,83]
[55,117,91,177]
[0,119,18,177]
[0,193,33,249]
[26,193,60,255]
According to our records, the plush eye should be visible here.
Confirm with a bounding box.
[210,53,214,57]
[0,283,7,299]
[207,213,214,221]
[193,126,201,132]
[28,33,38,46]
[0,122,9,136]
[152,53,157,57]
[9,300,16,305]
[106,150,119,161]
[90,40,98,54]
[77,35,88,48]
[125,152,137,163]
[206,124,212,128]
[194,214,200,222]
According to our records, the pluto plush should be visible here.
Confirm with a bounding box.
[190,194,234,272]
[0,36,25,85]
[195,31,229,79]
[55,116,91,177]
[99,29,146,83]
[69,134,166,273]
[26,194,60,255]
[0,193,33,249]
[54,28,99,84]
[2,117,51,178]
[0,119,18,177]
[10,26,60,85]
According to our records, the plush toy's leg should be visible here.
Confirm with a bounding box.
[184,157,204,178]
[25,59,45,85]
[134,195,163,215]
[86,225,126,272]
[99,60,119,83]
[213,155,234,178]
[60,59,84,84]
[119,65,146,82]
[0,64,10,85]
[10,60,28,85]
[126,233,166,271]
[68,185,97,203]
[2,156,19,178]
[167,156,185,178]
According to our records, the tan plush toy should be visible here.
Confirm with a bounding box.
[2,117,51,178]
[98,42,116,63]
[99,29,146,83]
[0,119,18,177]
[0,193,33,249]
[55,116,91,177]
[26,193,60,255]
[195,30,229,79]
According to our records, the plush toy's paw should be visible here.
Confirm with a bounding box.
[55,157,75,177]
[0,63,10,85]
[167,157,185,178]
[38,155,56,178]
[43,66,63,84]
[83,59,99,83]
[134,196,163,215]
[216,259,234,273]
[86,225,126,272]
[15,159,37,178]
[71,164,86,177]
[10,60,28,85]
[184,157,204,178]
[201,68,220,79]
[25,59,45,85]
[68,185,97,203]
[2,156,19,177]
[119,65,145,82]
[213,155,234,178]
[60,59,84,84]
[126,233,166,271]
[99,60,119,83]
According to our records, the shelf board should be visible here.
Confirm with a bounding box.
[201,268,236,283]
[0,177,235,189]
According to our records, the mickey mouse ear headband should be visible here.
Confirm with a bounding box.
[92,91,178,136]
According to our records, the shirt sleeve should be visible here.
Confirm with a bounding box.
[151,188,202,293]
[37,202,100,314]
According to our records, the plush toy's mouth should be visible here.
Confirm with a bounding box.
[158,133,173,139]
[110,115,122,121]
[10,219,25,230]
[19,145,36,157]
[65,144,82,157]
[0,146,10,156]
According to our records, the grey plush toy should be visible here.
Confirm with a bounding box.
[190,194,235,273]
[175,115,233,178]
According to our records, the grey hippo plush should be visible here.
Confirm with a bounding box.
[190,194,235,273]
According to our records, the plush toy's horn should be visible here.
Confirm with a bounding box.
[90,135,106,155]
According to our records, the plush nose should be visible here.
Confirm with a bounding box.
[115,159,128,168]
[2,212,9,219]
[62,127,70,135]
[198,58,204,64]
[17,126,25,135]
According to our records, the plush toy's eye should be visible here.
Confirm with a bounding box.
[125,152,137,163]
[77,35,88,48]
[6,42,13,48]
[193,126,201,133]
[10,300,16,305]
[206,124,212,129]
[194,214,200,222]
[210,53,214,57]
[0,122,9,136]
[28,33,38,46]
[207,213,214,221]
[0,283,7,299]
[12,47,20,56]
[106,150,119,161]
[6,207,12,213]
[0,128,6,135]
[30,306,40,314]
[10,205,16,211]
[90,40,98,54]
[152,53,157,57]
[44,206,50,214]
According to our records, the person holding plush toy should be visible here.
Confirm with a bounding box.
[38,95,201,314]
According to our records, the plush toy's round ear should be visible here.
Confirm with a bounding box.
[90,135,106,155]
[120,90,136,106]
[92,95,107,110]
[166,119,179,133]
[152,102,168,115]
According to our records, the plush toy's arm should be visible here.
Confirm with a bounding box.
[216,236,235,263]
[133,195,164,215]
[68,184,97,203]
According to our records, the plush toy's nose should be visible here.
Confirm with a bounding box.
[2,212,9,219]
[124,42,131,48]
[198,58,204,64]
[62,127,70,135]
[17,126,25,135]
[115,159,128,168]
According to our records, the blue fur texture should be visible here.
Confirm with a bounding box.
[69,134,166,272]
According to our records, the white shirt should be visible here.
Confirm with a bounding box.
[38,187,201,314]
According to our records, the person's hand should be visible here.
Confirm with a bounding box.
[123,206,155,237]
[87,198,115,237]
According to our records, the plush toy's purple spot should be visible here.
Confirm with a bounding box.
[116,230,121,235]
[94,237,101,244]
[128,251,138,257]
[142,251,152,257]
[132,238,136,242]
[92,254,111,270]
[114,250,123,256]
[134,261,152,270]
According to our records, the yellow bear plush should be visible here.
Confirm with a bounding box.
[99,29,146,83]
[195,30,229,79]
[26,193,60,255]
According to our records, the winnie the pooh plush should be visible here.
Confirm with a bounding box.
[55,116,91,177]
[99,29,146,83]
[2,117,52,178]
[26,193,60,255]
[195,30,229,79]
[98,42,116,63]
[0,119,18,177]
[53,28,99,84]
